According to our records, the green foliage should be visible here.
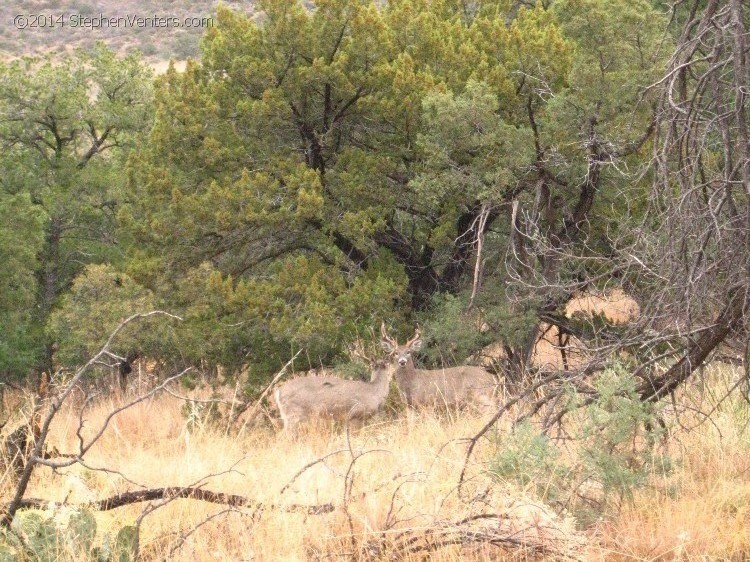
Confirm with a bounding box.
[491,363,670,523]
[548,0,664,144]
[16,512,58,562]
[66,510,97,556]
[48,265,159,368]
[419,282,540,370]
[413,81,533,248]
[121,0,574,378]
[112,526,137,562]
[576,364,669,499]
[0,0,673,388]
[0,192,47,377]
[491,421,566,498]
[4,508,137,562]
[156,253,408,381]
[418,294,489,366]
[543,0,667,252]
[8,508,107,562]
[0,44,153,377]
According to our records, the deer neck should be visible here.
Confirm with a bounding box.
[394,359,418,390]
[370,366,392,400]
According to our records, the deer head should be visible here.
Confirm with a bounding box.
[380,323,422,367]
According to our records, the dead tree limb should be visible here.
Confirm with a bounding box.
[368,512,583,561]
[638,285,746,401]
[11,487,334,515]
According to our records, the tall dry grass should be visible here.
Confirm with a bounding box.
[593,364,750,561]
[1,362,748,560]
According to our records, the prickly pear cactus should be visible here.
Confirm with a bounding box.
[0,528,22,561]
[67,509,97,555]
[113,525,138,562]
[9,508,137,562]
[12,511,58,562]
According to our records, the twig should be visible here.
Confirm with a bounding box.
[468,203,491,310]
[234,349,303,429]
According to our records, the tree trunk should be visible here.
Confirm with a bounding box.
[37,216,62,376]
[638,285,746,401]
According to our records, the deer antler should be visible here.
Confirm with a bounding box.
[380,322,398,347]
[347,338,372,364]
[406,327,421,347]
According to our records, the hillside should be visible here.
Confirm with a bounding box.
[0,0,251,62]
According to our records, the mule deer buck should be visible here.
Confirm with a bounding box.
[380,324,498,413]
[273,359,393,433]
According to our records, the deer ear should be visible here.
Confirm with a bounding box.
[381,339,396,353]
[409,338,423,352]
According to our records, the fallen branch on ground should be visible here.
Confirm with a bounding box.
[365,511,585,561]
[10,487,334,515]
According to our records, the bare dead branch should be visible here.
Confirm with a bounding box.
[0,311,182,528]
[10,487,334,514]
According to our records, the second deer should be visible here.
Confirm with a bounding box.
[273,359,393,433]
[380,324,498,414]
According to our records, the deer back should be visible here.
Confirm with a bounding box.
[274,361,392,430]
[397,364,497,409]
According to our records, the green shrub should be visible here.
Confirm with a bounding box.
[490,363,671,524]
[491,420,569,502]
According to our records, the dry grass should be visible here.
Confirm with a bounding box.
[594,367,750,562]
[1,363,749,561]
